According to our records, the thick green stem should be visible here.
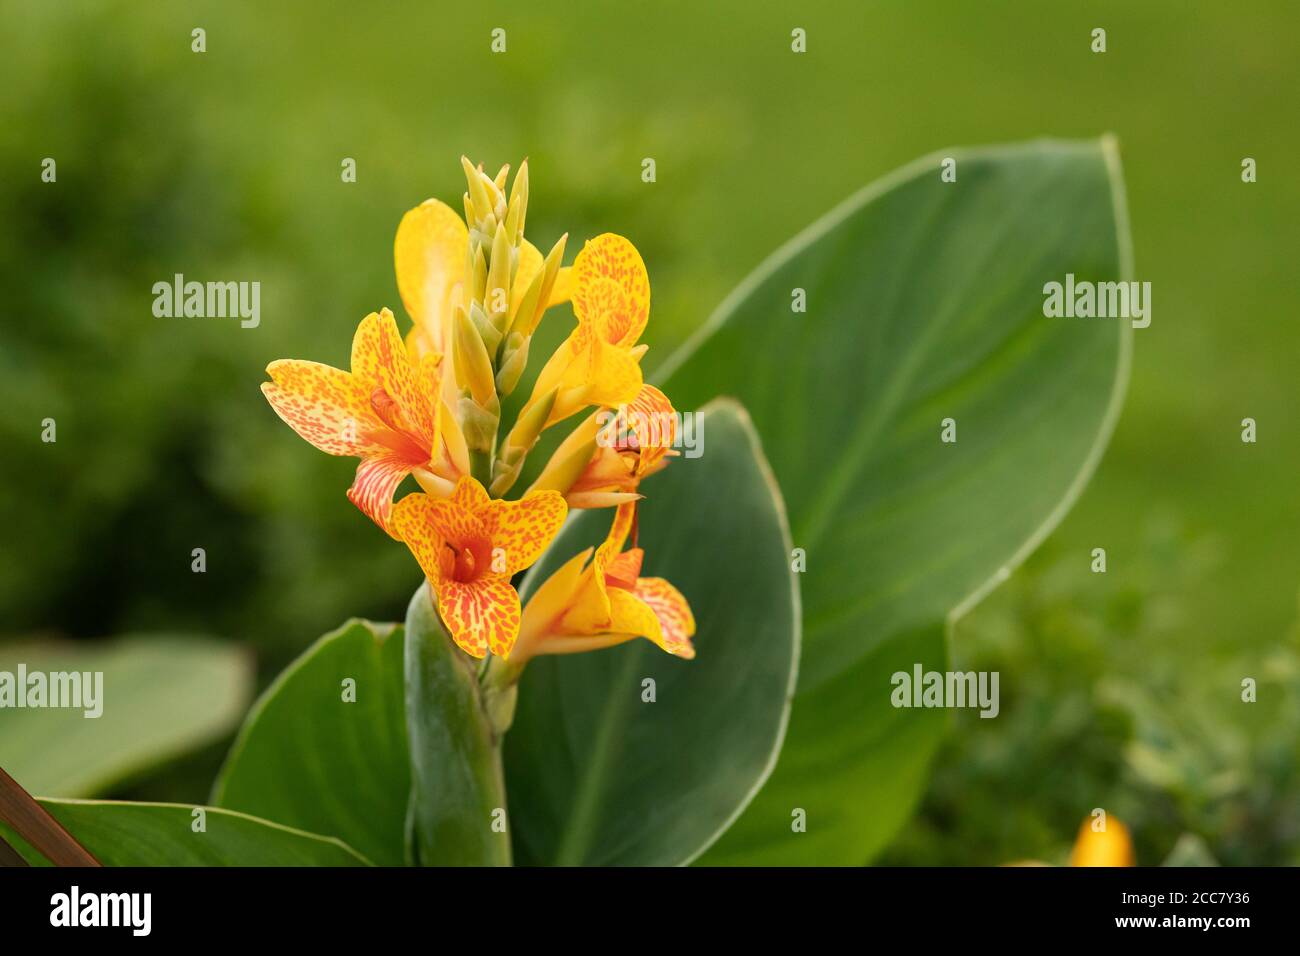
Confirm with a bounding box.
[404,584,511,866]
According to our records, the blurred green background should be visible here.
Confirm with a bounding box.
[1,0,1296,864]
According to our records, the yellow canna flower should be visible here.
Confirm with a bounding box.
[393,165,571,371]
[530,383,679,508]
[261,308,468,534]
[512,502,695,665]
[392,476,567,659]
[518,233,651,432]
[1068,817,1135,867]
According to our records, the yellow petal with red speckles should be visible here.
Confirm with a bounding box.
[391,493,446,584]
[351,309,436,443]
[428,495,487,548]
[479,490,567,574]
[262,360,381,456]
[571,234,649,347]
[606,587,665,645]
[625,384,677,470]
[395,198,468,355]
[449,474,491,513]
[346,452,415,537]
[631,577,696,659]
[437,575,521,659]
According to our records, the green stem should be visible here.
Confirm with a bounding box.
[404,585,512,866]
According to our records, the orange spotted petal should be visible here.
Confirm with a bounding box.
[262,360,382,456]
[606,587,666,645]
[623,384,677,471]
[479,490,568,574]
[571,234,650,347]
[437,575,521,659]
[449,474,492,513]
[428,496,488,549]
[631,577,696,659]
[391,493,446,585]
[351,310,437,444]
[347,452,416,537]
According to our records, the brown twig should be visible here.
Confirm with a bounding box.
[0,765,100,866]
[0,832,30,867]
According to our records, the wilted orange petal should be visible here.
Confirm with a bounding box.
[262,360,380,456]
[438,576,521,659]
[479,490,567,574]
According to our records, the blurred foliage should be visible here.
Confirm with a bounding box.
[1,1,1297,861]
[883,515,1300,866]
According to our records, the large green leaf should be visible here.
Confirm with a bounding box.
[504,401,800,865]
[0,799,370,866]
[0,636,252,797]
[404,587,511,865]
[211,619,409,866]
[655,139,1133,864]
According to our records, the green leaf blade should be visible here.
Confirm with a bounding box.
[505,400,800,866]
[656,139,1132,864]
[0,636,252,798]
[211,619,409,867]
[1,800,371,866]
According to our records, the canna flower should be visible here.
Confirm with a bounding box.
[393,476,567,659]
[394,161,570,389]
[261,308,469,534]
[516,233,651,434]
[530,383,678,508]
[512,502,695,665]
